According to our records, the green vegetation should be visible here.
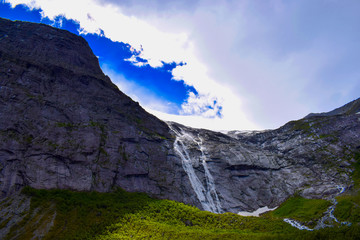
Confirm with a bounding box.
[55,122,79,129]
[95,200,297,240]
[352,152,360,187]
[318,133,339,143]
[11,187,157,239]
[55,121,105,132]
[3,187,359,239]
[333,151,360,223]
[335,194,360,223]
[266,195,331,224]
[290,119,311,133]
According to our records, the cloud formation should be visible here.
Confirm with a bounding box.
[6,0,360,130]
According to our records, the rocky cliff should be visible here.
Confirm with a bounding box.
[1,17,359,215]
[0,17,177,199]
[169,99,360,213]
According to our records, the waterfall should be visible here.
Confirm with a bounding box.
[169,124,222,213]
[197,137,222,213]
[314,185,351,229]
[283,218,313,231]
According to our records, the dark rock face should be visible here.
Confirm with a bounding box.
[1,18,359,214]
[0,18,180,199]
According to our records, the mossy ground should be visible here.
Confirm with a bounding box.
[3,187,360,240]
[264,195,331,227]
[335,193,360,223]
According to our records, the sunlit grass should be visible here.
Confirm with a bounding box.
[12,187,297,239]
[2,186,357,239]
[266,195,331,223]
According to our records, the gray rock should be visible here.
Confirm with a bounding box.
[0,17,177,201]
[167,110,360,212]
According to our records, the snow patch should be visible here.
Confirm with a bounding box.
[238,206,277,217]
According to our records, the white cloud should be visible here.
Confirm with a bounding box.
[102,63,259,130]
[145,108,258,132]
[7,0,360,130]
[180,92,222,118]
[7,0,259,130]
[124,55,148,67]
[7,0,189,67]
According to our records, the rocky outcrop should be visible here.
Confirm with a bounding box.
[0,17,359,215]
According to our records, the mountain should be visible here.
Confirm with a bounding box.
[1,17,360,221]
[168,104,360,213]
[306,97,360,118]
[0,17,174,198]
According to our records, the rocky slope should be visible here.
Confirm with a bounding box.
[1,17,359,216]
[167,104,360,213]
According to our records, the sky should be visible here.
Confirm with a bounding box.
[1,0,360,131]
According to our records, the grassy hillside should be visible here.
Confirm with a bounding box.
[334,152,360,225]
[1,186,360,240]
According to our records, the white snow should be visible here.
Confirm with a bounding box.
[238,206,277,217]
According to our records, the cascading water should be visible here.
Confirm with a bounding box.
[283,219,313,231]
[314,185,351,229]
[197,137,222,213]
[284,185,351,231]
[168,124,222,213]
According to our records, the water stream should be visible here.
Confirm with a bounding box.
[284,185,351,230]
[169,124,222,213]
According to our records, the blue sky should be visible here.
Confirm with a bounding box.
[0,2,197,115]
[1,0,360,130]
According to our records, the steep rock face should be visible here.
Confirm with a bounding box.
[1,18,359,215]
[168,100,360,213]
[0,18,182,199]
